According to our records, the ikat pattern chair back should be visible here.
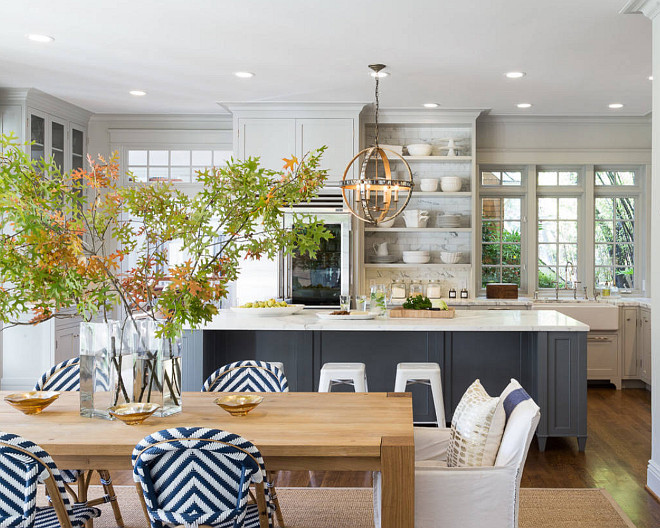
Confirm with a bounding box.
[0,431,100,528]
[132,427,272,528]
[202,360,289,393]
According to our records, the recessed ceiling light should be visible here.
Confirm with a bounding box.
[234,71,255,78]
[423,103,439,108]
[26,34,54,43]
[608,103,624,109]
[129,90,147,96]
[370,71,389,78]
[505,71,526,79]
[517,103,532,108]
[649,76,653,81]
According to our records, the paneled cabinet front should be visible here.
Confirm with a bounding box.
[237,117,354,181]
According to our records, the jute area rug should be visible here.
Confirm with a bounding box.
[47,485,636,528]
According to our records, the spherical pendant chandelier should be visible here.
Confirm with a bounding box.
[341,64,414,225]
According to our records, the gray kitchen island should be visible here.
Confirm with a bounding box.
[182,309,589,451]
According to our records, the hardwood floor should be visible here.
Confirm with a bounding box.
[110,387,660,527]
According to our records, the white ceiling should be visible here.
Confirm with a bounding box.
[0,0,652,116]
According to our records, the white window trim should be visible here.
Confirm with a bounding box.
[478,166,529,295]
[478,164,647,298]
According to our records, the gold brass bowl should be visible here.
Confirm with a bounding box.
[214,394,264,416]
[4,391,61,415]
[108,403,160,425]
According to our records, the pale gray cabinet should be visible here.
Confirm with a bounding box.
[586,332,620,389]
[639,308,652,385]
[621,307,638,379]
[237,117,355,181]
[54,320,81,364]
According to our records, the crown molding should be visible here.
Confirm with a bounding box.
[361,107,486,125]
[479,114,652,125]
[0,88,92,124]
[219,101,368,118]
[621,0,660,19]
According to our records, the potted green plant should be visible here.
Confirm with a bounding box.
[0,134,331,416]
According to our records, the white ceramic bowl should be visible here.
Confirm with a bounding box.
[403,255,431,264]
[420,179,438,192]
[441,177,463,192]
[440,251,463,264]
[376,218,396,228]
[406,143,432,156]
[379,144,403,156]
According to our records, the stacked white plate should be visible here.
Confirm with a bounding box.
[402,250,430,264]
[436,214,462,228]
[371,255,398,263]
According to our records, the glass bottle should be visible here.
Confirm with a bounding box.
[448,288,457,299]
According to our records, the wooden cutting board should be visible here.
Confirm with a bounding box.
[389,307,455,319]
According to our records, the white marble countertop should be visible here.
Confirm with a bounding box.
[194,309,590,332]
[443,296,652,309]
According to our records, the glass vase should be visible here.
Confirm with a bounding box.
[79,321,133,420]
[370,284,388,317]
[132,319,182,417]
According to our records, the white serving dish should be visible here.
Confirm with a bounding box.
[440,177,463,192]
[316,311,376,320]
[402,251,431,264]
[436,214,462,227]
[406,143,432,156]
[379,144,403,156]
[230,305,305,317]
[440,251,463,264]
[376,218,396,228]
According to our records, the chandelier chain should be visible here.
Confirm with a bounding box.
[374,75,380,148]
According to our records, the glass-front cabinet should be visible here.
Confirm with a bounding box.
[28,109,86,176]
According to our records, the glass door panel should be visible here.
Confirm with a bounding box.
[51,121,65,172]
[290,224,342,306]
[30,114,45,162]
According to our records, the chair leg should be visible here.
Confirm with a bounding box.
[135,482,151,526]
[98,470,124,528]
[266,471,285,527]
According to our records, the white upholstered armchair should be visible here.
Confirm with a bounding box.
[374,388,540,528]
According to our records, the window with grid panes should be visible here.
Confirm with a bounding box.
[594,169,639,290]
[127,149,232,183]
[536,170,581,289]
[481,197,523,287]
[479,169,524,288]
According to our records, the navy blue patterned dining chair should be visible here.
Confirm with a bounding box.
[132,427,273,528]
[202,360,288,526]
[0,431,101,528]
[202,360,289,393]
[34,357,124,527]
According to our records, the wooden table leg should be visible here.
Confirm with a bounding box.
[380,436,414,528]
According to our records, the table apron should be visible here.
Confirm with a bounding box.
[51,455,382,473]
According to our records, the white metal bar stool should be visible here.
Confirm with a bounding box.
[394,362,445,426]
[318,362,368,392]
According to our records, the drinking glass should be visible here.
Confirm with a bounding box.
[355,295,368,311]
[339,295,350,311]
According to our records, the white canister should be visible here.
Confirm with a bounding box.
[427,280,442,299]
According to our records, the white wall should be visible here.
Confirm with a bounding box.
[477,115,651,165]
[87,113,233,160]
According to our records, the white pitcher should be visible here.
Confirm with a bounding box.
[373,242,389,256]
[403,209,430,228]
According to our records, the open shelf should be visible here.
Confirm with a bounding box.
[411,191,471,197]
[364,263,472,269]
[385,156,472,162]
[364,227,471,233]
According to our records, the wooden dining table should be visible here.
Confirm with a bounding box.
[0,391,414,528]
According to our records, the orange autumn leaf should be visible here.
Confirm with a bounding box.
[282,156,298,171]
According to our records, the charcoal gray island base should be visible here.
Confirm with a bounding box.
[182,310,589,452]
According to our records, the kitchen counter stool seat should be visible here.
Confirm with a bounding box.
[318,362,368,392]
[394,362,445,426]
